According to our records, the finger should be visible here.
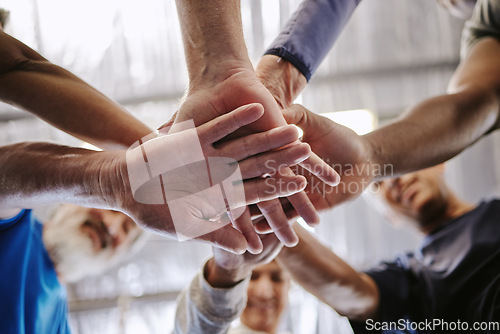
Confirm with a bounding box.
[253,216,272,233]
[243,174,307,205]
[283,105,341,187]
[196,223,248,255]
[298,151,341,186]
[259,232,282,251]
[249,204,262,217]
[268,167,319,226]
[249,194,292,219]
[254,201,298,233]
[257,199,298,247]
[282,104,308,127]
[286,190,320,226]
[230,206,263,254]
[198,103,264,143]
[216,124,300,161]
[258,232,284,263]
[238,143,310,180]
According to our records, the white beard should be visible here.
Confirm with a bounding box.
[42,208,116,283]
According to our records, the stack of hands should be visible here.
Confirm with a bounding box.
[153,55,375,285]
[109,1,383,277]
[112,55,378,287]
[116,56,374,253]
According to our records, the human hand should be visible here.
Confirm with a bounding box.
[175,69,340,247]
[205,232,283,288]
[286,104,375,210]
[253,104,376,229]
[104,103,310,254]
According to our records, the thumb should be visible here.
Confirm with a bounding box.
[197,224,248,255]
[283,104,309,128]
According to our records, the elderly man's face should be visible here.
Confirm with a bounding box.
[240,261,290,333]
[437,0,476,19]
[42,204,142,282]
[374,165,449,229]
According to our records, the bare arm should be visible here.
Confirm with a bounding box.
[270,39,500,181]
[366,38,500,177]
[174,0,252,89]
[0,30,152,149]
[277,223,379,321]
[0,105,312,252]
[0,142,121,212]
[271,38,500,218]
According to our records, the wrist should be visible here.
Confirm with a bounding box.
[360,134,382,182]
[204,258,251,289]
[187,59,254,93]
[256,55,307,108]
[82,150,130,211]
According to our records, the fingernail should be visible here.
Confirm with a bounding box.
[247,244,263,254]
[323,170,341,187]
[284,233,299,247]
[278,227,298,247]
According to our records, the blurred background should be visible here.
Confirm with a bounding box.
[0,0,499,333]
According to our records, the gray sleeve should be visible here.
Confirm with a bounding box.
[264,0,361,81]
[461,0,500,59]
[173,269,250,334]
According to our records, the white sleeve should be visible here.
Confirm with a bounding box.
[173,263,250,334]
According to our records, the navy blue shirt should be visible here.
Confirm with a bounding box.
[0,209,70,334]
[351,200,500,333]
[264,0,361,81]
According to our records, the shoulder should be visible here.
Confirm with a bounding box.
[470,199,500,216]
[478,199,500,219]
[487,198,500,207]
[461,0,500,59]
[365,255,414,294]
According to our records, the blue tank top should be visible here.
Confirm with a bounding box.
[0,209,70,334]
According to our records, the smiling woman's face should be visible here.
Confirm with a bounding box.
[42,204,142,282]
[240,261,290,333]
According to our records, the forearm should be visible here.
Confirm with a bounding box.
[277,223,378,320]
[175,0,252,88]
[0,142,123,209]
[0,31,152,150]
[365,86,500,178]
[366,37,500,178]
